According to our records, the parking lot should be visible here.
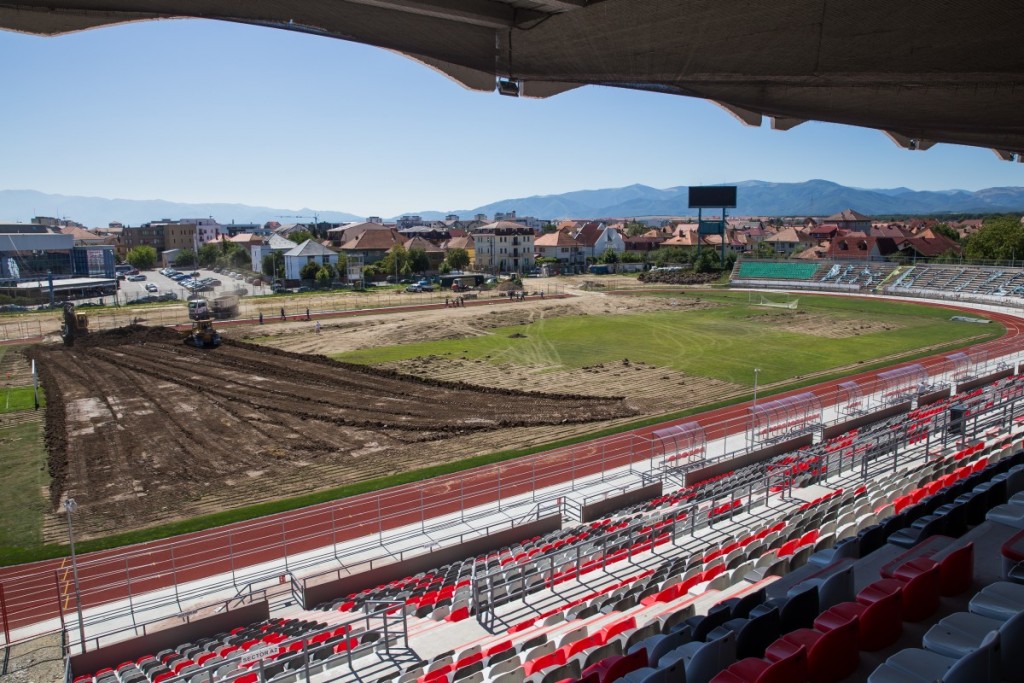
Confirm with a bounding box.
[118,267,268,304]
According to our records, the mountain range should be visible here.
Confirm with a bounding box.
[2,180,1023,228]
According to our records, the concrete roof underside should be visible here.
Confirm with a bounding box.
[3,0,1023,158]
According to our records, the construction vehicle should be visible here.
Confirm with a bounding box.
[60,302,88,345]
[210,292,240,319]
[188,297,211,321]
[184,319,221,348]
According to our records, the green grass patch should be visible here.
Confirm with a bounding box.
[336,292,1002,384]
[0,421,49,550]
[0,387,44,413]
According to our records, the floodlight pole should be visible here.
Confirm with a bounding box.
[64,498,87,654]
[753,368,761,408]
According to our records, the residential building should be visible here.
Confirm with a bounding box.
[472,222,535,274]
[535,229,583,270]
[283,240,340,282]
[443,235,475,265]
[396,215,423,230]
[403,236,445,271]
[762,227,814,255]
[222,221,267,237]
[826,209,872,233]
[340,227,404,265]
[623,234,663,256]
[179,218,223,244]
[327,222,392,247]
[251,234,298,275]
[572,222,626,261]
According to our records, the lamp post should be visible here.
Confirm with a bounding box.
[64,498,87,653]
[753,368,761,407]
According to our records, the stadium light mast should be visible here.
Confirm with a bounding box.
[753,368,761,407]
[64,498,87,653]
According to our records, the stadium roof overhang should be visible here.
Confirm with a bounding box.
[3,0,1023,159]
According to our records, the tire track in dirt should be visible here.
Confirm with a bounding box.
[26,326,634,538]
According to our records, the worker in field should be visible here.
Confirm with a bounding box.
[259,312,263,324]
[280,307,285,320]
[315,321,321,334]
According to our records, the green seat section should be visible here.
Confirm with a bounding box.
[736,261,820,280]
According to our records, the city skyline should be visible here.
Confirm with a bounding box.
[2,19,1022,217]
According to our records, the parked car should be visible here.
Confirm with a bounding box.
[145,283,159,292]
[127,274,146,281]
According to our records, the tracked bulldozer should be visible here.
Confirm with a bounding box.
[184,319,221,348]
[60,302,88,345]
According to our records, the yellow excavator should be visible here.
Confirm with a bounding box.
[60,302,88,346]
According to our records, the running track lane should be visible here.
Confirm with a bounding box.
[0,297,1020,633]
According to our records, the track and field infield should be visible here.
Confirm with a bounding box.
[337,291,1002,388]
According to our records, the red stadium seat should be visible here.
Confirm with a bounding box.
[817,580,902,651]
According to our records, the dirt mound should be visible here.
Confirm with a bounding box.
[27,326,634,537]
[70,323,179,348]
[637,270,720,285]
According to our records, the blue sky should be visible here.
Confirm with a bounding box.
[1,19,1021,217]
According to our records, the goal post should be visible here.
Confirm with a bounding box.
[752,295,799,310]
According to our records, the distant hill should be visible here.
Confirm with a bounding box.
[440,180,1024,219]
[0,189,362,228]
[2,180,1023,228]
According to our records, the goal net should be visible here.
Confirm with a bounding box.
[751,294,799,310]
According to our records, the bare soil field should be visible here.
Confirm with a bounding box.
[743,308,899,338]
[28,325,632,540]
[253,288,715,355]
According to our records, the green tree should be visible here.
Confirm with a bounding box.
[408,247,430,274]
[652,246,693,267]
[933,223,961,242]
[198,243,222,268]
[963,215,1024,262]
[694,248,722,273]
[262,252,284,279]
[173,249,197,268]
[300,261,321,280]
[444,247,470,271]
[620,251,645,263]
[126,245,157,270]
[288,230,314,245]
[228,247,250,270]
[598,248,620,264]
[624,221,648,237]
[380,245,410,278]
[315,266,332,287]
[752,241,777,258]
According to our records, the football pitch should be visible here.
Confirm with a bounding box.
[337,291,1003,385]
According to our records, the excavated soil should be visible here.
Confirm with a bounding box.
[27,325,633,539]
[253,292,717,355]
[746,308,899,338]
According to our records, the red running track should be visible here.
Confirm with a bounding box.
[0,296,1021,637]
